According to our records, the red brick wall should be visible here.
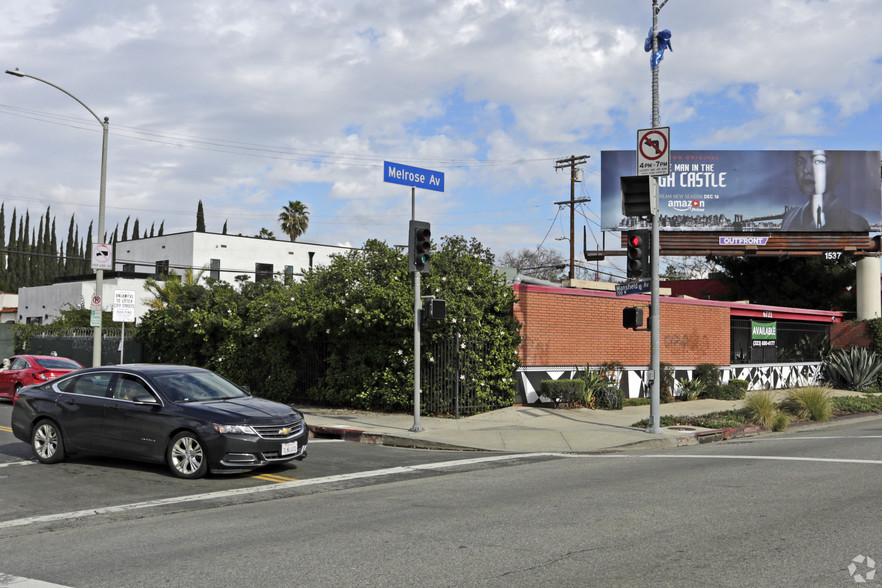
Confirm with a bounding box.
[513,284,730,367]
[831,321,871,349]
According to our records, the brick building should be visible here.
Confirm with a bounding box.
[512,280,844,404]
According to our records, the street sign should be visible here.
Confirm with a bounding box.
[615,280,650,296]
[91,243,112,270]
[90,294,102,311]
[383,161,445,192]
[112,289,136,323]
[636,127,670,176]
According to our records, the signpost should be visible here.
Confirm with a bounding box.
[636,126,670,177]
[384,161,445,433]
[113,290,135,363]
[615,280,651,296]
[91,243,112,271]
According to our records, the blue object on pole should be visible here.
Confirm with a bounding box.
[644,28,672,69]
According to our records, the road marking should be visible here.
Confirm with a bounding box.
[0,460,36,469]
[0,453,574,530]
[640,454,882,465]
[253,473,298,483]
[0,572,72,587]
[0,426,12,433]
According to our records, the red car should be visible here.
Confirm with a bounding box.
[0,355,84,399]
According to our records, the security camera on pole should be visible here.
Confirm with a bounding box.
[384,161,445,433]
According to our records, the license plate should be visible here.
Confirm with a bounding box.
[281,441,298,456]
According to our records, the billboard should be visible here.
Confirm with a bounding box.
[601,150,881,233]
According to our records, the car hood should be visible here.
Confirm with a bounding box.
[183,397,300,423]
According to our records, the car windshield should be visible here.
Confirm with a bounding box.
[152,371,249,403]
[34,358,81,370]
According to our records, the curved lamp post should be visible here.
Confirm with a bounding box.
[6,68,108,367]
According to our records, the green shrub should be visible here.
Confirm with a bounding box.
[678,378,705,401]
[823,347,882,391]
[699,380,747,400]
[781,387,833,421]
[771,412,791,432]
[595,385,625,410]
[832,395,882,414]
[624,397,651,407]
[540,379,587,408]
[694,363,721,387]
[743,390,779,429]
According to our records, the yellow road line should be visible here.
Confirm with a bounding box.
[253,473,298,483]
[0,426,12,433]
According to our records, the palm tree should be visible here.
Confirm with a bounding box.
[278,200,309,242]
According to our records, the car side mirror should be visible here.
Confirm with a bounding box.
[240,385,251,395]
[132,393,160,405]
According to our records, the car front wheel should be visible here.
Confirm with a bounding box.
[166,432,208,479]
[32,420,65,464]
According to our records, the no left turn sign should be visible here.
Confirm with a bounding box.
[636,126,670,176]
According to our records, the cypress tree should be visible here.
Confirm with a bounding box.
[121,216,130,242]
[7,209,17,290]
[84,222,93,275]
[196,200,206,232]
[0,203,5,279]
[132,218,140,240]
[149,222,155,238]
[158,221,164,236]
[222,220,228,235]
[65,215,76,274]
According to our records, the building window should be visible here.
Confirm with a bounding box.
[284,265,294,281]
[156,260,170,278]
[122,263,135,273]
[255,263,273,282]
[308,251,316,268]
[26,317,43,325]
[210,258,221,281]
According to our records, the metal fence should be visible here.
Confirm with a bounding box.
[730,319,829,364]
[422,335,494,416]
[20,327,145,366]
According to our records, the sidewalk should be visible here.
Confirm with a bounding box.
[300,397,766,453]
[300,390,873,453]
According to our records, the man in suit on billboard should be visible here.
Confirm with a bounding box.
[781,150,870,232]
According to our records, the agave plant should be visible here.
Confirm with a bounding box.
[823,347,882,391]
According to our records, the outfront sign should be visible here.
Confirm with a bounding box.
[384,161,445,192]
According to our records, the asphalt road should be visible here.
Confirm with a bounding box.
[3,401,882,587]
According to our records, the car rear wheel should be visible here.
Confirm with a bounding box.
[167,432,208,479]
[32,420,65,464]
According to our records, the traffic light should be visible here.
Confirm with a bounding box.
[621,175,658,217]
[409,220,431,273]
[626,229,650,278]
[422,297,446,322]
[623,307,644,329]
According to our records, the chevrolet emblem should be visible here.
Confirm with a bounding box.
[279,427,291,435]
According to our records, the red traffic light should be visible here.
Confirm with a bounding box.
[628,234,642,248]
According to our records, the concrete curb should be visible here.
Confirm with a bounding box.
[308,425,480,451]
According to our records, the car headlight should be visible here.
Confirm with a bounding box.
[213,423,257,435]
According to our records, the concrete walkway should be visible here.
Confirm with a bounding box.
[300,390,872,453]
[300,397,763,453]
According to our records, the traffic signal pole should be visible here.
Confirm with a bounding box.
[647,0,669,434]
[411,186,424,432]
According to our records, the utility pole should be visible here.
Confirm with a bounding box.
[554,155,590,280]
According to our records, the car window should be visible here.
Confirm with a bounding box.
[154,371,249,402]
[57,373,113,397]
[113,376,155,402]
[34,358,81,370]
[10,358,29,370]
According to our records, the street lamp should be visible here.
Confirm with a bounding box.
[6,68,109,367]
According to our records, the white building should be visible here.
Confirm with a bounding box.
[17,231,355,324]
[113,231,354,283]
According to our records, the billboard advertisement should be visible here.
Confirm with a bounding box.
[601,150,882,233]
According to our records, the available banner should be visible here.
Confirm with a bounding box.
[751,320,777,348]
[601,150,882,233]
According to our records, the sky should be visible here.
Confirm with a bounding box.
[2,0,882,281]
